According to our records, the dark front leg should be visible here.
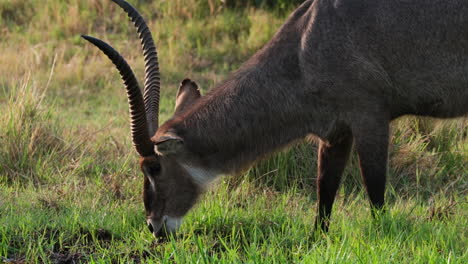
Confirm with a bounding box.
[353,120,390,215]
[315,134,353,232]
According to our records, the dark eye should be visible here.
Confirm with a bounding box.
[148,164,161,175]
[142,162,161,177]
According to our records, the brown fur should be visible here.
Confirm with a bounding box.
[150,0,468,234]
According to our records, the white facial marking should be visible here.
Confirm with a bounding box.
[148,216,183,237]
[147,176,156,192]
[164,216,183,233]
[143,167,157,192]
[181,164,220,186]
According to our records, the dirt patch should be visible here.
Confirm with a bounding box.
[38,198,61,211]
[49,252,83,264]
[94,228,113,242]
[128,249,153,264]
[1,256,26,264]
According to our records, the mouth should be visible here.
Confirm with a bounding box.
[147,216,182,238]
[147,218,164,238]
[155,226,170,238]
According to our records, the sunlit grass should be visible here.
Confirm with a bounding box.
[1,0,467,263]
[1,181,467,263]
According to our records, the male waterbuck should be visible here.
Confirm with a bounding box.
[83,0,468,237]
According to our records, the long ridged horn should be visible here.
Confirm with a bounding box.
[82,35,155,157]
[111,0,161,137]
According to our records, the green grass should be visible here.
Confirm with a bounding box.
[1,0,467,263]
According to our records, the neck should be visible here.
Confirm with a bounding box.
[160,0,335,175]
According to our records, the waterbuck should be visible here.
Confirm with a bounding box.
[83,0,468,237]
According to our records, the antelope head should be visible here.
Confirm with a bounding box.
[83,0,202,238]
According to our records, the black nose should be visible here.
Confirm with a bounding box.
[147,222,154,233]
[156,228,168,238]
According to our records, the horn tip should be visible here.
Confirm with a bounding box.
[81,35,92,41]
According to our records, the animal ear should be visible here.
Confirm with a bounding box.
[154,133,184,156]
[175,79,201,115]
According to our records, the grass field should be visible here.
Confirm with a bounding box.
[1,0,467,263]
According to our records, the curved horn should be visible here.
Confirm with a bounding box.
[111,0,161,137]
[82,35,155,157]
